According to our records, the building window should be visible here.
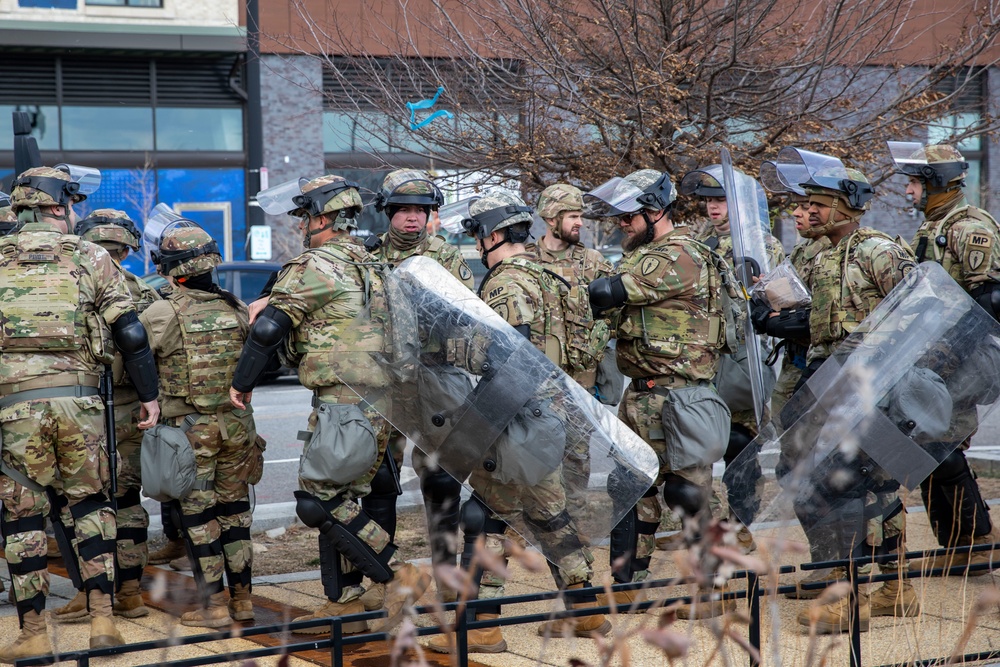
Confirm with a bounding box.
[155,108,243,151]
[62,106,154,150]
[86,0,162,6]
[18,0,76,8]
[931,69,987,207]
[0,105,59,151]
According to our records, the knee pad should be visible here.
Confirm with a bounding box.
[930,448,971,485]
[294,490,336,533]
[661,473,707,518]
[421,468,462,505]
[460,496,505,536]
[724,425,754,467]
[369,456,399,498]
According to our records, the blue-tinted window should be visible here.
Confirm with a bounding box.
[323,111,354,152]
[86,0,161,5]
[19,0,75,8]
[155,107,243,151]
[62,106,153,150]
[0,105,59,151]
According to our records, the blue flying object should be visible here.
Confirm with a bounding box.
[408,86,454,130]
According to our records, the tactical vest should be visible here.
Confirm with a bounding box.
[288,240,390,388]
[0,233,89,353]
[617,238,731,359]
[159,291,244,414]
[481,256,607,374]
[809,227,896,345]
[913,204,1000,278]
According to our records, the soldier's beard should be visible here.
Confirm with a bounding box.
[622,228,646,252]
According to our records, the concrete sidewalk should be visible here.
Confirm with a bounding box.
[5,504,1000,667]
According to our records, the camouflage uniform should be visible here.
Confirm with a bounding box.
[613,227,727,575]
[141,223,257,625]
[0,177,133,632]
[75,209,160,615]
[377,233,473,288]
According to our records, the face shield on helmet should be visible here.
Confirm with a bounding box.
[144,203,201,267]
[75,209,142,252]
[759,160,809,197]
[438,196,480,234]
[887,141,968,212]
[776,147,874,210]
[11,164,102,212]
[679,166,727,198]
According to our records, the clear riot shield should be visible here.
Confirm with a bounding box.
[256,178,308,215]
[143,203,200,266]
[759,160,809,197]
[584,177,646,217]
[723,262,1000,561]
[338,256,660,559]
[55,164,102,197]
[720,150,774,425]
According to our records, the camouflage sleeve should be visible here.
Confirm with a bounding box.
[765,234,786,269]
[951,218,999,287]
[618,246,700,306]
[139,300,183,358]
[267,255,341,328]
[482,269,542,328]
[82,242,136,326]
[865,238,917,297]
[441,244,475,289]
[584,248,614,282]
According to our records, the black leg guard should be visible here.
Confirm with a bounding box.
[216,499,253,595]
[608,484,658,584]
[172,502,225,605]
[921,448,993,546]
[317,530,363,601]
[69,494,117,596]
[116,488,148,588]
[294,490,395,584]
[420,468,462,568]
[3,514,48,624]
[362,456,399,541]
[459,496,506,616]
[161,501,181,542]
[722,425,761,524]
[15,594,45,627]
[662,473,709,519]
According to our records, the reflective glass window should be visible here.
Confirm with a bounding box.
[0,105,59,151]
[62,106,153,150]
[155,107,243,151]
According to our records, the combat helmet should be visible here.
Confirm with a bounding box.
[887,141,968,211]
[0,191,15,235]
[462,190,534,240]
[799,167,873,239]
[12,166,86,211]
[158,224,221,278]
[679,166,726,198]
[374,169,443,213]
[75,209,142,252]
[536,184,584,220]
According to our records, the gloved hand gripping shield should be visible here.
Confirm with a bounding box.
[719,151,776,425]
[723,263,1000,560]
[335,256,660,560]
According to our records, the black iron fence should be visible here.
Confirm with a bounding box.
[14,541,1000,667]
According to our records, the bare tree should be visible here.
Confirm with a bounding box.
[268,0,1000,204]
[122,153,159,274]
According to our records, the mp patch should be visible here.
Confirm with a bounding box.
[640,256,660,276]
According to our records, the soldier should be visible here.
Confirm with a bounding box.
[230,175,428,636]
[587,169,732,618]
[361,168,473,611]
[53,210,161,623]
[888,142,1000,574]
[427,191,610,654]
[755,150,919,633]
[675,166,786,554]
[0,166,160,661]
[140,219,258,627]
[528,183,613,516]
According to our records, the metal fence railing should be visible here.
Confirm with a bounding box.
[14,541,1000,667]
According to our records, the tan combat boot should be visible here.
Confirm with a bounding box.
[371,563,432,633]
[537,583,612,637]
[89,589,125,649]
[785,566,846,600]
[180,591,233,629]
[676,583,737,620]
[291,596,368,635]
[736,525,757,554]
[147,539,186,566]
[910,531,999,577]
[114,579,150,619]
[656,532,686,551]
[426,613,507,654]
[0,610,52,663]
[52,589,89,623]
[359,582,385,612]
[228,583,254,621]
[868,567,920,618]
[797,590,870,634]
[46,537,60,559]
[169,555,193,572]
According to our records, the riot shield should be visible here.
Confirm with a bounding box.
[759,160,808,197]
[723,263,1000,560]
[143,203,201,267]
[720,150,773,425]
[256,178,309,215]
[337,256,660,561]
[584,177,646,217]
[438,196,479,234]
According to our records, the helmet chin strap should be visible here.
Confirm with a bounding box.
[640,211,658,245]
[480,236,509,268]
[799,196,861,239]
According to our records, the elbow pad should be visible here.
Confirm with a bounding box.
[588,275,627,318]
[972,282,1000,322]
[764,307,811,342]
[111,311,159,402]
[513,324,531,340]
[232,305,293,392]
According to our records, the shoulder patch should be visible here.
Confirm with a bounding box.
[459,264,473,282]
[487,284,504,300]
[640,256,660,276]
[491,301,509,322]
[969,234,991,247]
